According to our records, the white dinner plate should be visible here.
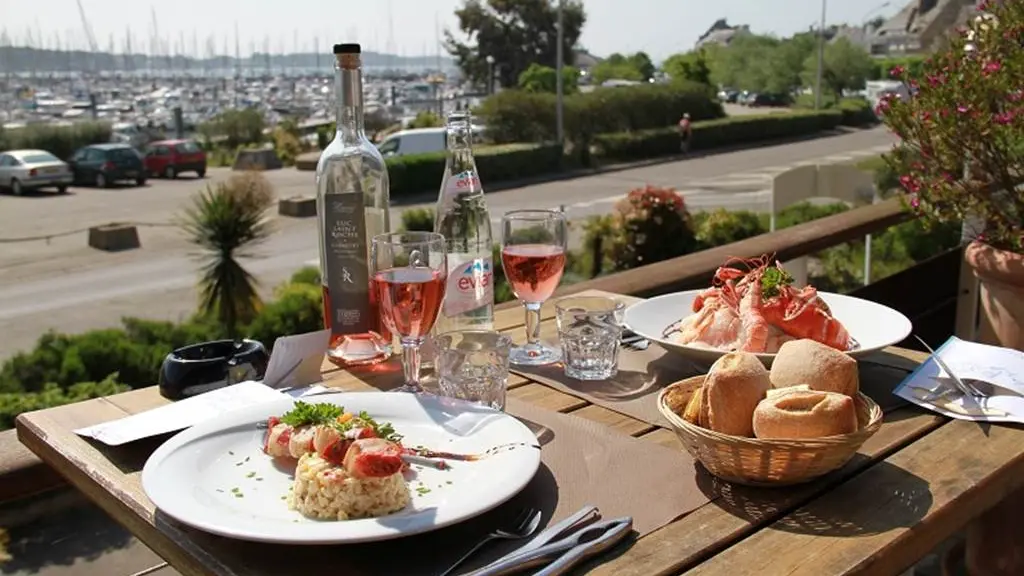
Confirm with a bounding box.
[624,290,912,366]
[141,392,541,544]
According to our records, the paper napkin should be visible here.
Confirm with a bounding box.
[894,336,1024,424]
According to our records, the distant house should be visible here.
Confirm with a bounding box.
[870,0,979,56]
[573,49,601,75]
[694,19,751,50]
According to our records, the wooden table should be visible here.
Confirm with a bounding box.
[16,290,1024,576]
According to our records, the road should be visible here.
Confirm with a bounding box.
[0,127,895,359]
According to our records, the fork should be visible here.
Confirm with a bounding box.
[439,508,543,576]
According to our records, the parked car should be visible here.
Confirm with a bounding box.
[68,143,147,188]
[749,93,791,107]
[144,139,207,179]
[0,149,73,195]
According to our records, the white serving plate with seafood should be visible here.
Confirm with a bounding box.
[141,392,541,544]
[625,289,913,366]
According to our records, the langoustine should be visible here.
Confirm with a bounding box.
[669,256,852,353]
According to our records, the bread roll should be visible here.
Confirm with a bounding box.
[753,389,858,439]
[770,339,859,398]
[683,385,705,425]
[703,352,772,437]
[766,384,811,399]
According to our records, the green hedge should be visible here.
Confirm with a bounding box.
[0,122,113,160]
[386,143,563,198]
[477,83,724,144]
[592,110,844,162]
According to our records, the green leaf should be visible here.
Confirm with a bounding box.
[279,401,343,427]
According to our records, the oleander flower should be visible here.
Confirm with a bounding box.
[880,0,1024,253]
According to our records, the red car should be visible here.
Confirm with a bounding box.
[144,139,207,179]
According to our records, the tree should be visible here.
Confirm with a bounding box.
[765,32,817,93]
[591,52,648,83]
[445,0,585,89]
[706,34,781,92]
[181,172,274,337]
[628,52,656,81]
[803,37,874,99]
[517,63,580,93]
[662,50,712,85]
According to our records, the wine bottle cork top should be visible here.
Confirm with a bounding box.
[333,43,361,69]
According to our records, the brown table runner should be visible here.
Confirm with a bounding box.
[510,343,700,427]
[153,396,709,575]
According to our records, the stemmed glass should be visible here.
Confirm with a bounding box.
[371,232,448,393]
[500,210,568,366]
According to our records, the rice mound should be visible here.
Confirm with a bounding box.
[288,452,410,521]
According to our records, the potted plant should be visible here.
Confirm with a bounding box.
[880,0,1024,350]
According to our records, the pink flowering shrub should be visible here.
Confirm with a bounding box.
[610,185,698,270]
[881,0,1024,252]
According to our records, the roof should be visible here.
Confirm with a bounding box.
[5,149,59,159]
[148,139,190,146]
[83,143,135,150]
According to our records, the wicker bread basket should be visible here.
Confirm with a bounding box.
[658,375,883,487]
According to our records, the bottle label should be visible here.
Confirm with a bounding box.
[442,170,482,199]
[443,254,494,317]
[323,193,371,335]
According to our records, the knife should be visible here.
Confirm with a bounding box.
[466,517,633,576]
[467,505,600,575]
[532,517,633,576]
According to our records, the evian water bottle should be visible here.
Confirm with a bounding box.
[434,111,494,333]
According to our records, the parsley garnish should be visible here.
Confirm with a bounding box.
[761,266,794,298]
[280,402,343,427]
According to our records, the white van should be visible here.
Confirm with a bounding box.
[377,128,446,157]
[376,125,486,157]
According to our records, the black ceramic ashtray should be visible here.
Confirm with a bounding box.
[158,339,269,400]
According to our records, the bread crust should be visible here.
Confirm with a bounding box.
[703,352,771,437]
[770,339,859,398]
[753,388,858,439]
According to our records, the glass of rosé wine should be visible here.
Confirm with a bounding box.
[500,210,568,366]
[371,232,448,393]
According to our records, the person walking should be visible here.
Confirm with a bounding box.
[678,113,693,153]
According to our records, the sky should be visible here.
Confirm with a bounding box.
[0,0,900,62]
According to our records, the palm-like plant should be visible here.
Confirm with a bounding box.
[181,171,274,337]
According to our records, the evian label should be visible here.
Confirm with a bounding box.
[443,254,494,317]
[442,170,482,199]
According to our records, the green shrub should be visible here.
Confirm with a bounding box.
[836,98,877,127]
[695,209,767,247]
[400,208,436,232]
[774,201,850,229]
[386,144,562,198]
[0,376,129,430]
[407,112,443,129]
[290,266,321,286]
[477,83,723,144]
[198,109,264,148]
[246,282,324,352]
[0,122,113,160]
[592,110,843,161]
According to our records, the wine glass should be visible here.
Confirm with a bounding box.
[371,232,448,393]
[500,210,568,366]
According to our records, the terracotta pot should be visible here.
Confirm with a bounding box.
[964,241,1024,351]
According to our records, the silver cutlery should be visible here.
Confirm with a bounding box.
[467,516,634,576]
[913,335,984,399]
[533,517,634,576]
[439,508,542,576]
[621,329,649,351]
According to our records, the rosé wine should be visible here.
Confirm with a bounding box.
[500,244,566,303]
[373,268,446,339]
